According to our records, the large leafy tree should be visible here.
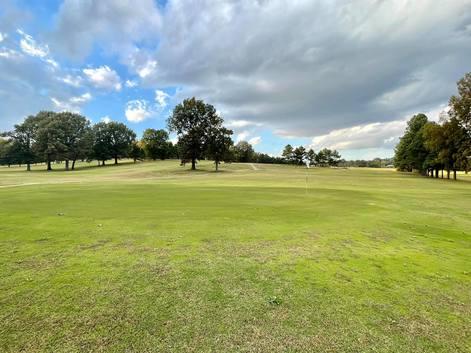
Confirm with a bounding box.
[233,141,255,163]
[2,112,49,171]
[92,122,136,165]
[205,127,233,171]
[394,114,429,173]
[142,129,172,160]
[47,112,92,170]
[449,72,471,172]
[35,112,70,171]
[168,98,224,170]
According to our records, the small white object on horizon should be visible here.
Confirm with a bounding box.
[305,160,310,168]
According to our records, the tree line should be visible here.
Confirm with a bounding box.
[281,145,342,166]
[0,96,345,171]
[394,73,471,180]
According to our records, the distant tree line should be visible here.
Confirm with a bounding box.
[281,144,342,166]
[339,158,394,168]
[394,73,471,180]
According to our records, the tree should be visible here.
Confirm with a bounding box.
[423,122,445,178]
[92,122,136,165]
[55,112,92,170]
[142,129,171,160]
[206,127,233,171]
[394,114,429,173]
[130,141,145,163]
[233,141,255,163]
[293,146,306,165]
[282,144,294,164]
[168,98,223,170]
[306,149,316,166]
[0,139,15,167]
[2,113,48,171]
[449,72,471,173]
[449,72,471,135]
[315,148,329,167]
[34,112,66,171]
[328,149,342,166]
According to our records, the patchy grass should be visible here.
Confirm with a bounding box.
[0,161,470,352]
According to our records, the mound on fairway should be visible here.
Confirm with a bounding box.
[0,161,470,352]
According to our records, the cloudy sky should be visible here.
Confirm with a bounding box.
[1,0,470,159]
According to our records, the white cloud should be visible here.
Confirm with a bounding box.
[149,0,471,138]
[0,48,20,59]
[309,120,408,151]
[125,79,137,88]
[52,0,162,60]
[17,29,49,58]
[16,29,58,69]
[60,74,82,87]
[236,131,250,142]
[155,89,169,107]
[125,99,154,122]
[83,65,122,91]
[138,59,157,78]
[226,120,262,128]
[248,136,262,145]
[0,33,6,42]
[51,92,92,112]
[101,116,111,124]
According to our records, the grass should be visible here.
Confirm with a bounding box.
[0,160,470,352]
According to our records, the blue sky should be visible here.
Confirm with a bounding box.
[1,0,470,159]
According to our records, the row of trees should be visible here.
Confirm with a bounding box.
[0,98,237,171]
[394,73,471,180]
[0,112,138,171]
[1,96,347,172]
[281,145,342,166]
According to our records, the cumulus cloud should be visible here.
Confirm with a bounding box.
[51,92,92,112]
[101,116,111,124]
[148,0,471,140]
[83,65,121,91]
[248,136,262,145]
[60,74,82,87]
[155,89,169,107]
[51,0,161,60]
[125,99,154,123]
[0,33,6,42]
[236,131,250,142]
[308,104,450,151]
[125,79,137,88]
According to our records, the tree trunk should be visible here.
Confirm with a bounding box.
[435,169,439,178]
[215,161,219,171]
[447,169,450,179]
[453,170,457,180]
[47,160,52,171]
[191,158,196,170]
[102,160,105,166]
[441,169,444,179]
[26,163,31,171]
[114,157,118,165]
[72,160,76,170]
[65,160,69,171]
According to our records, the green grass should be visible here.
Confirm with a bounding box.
[0,161,470,352]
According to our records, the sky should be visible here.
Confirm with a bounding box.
[0,0,470,159]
